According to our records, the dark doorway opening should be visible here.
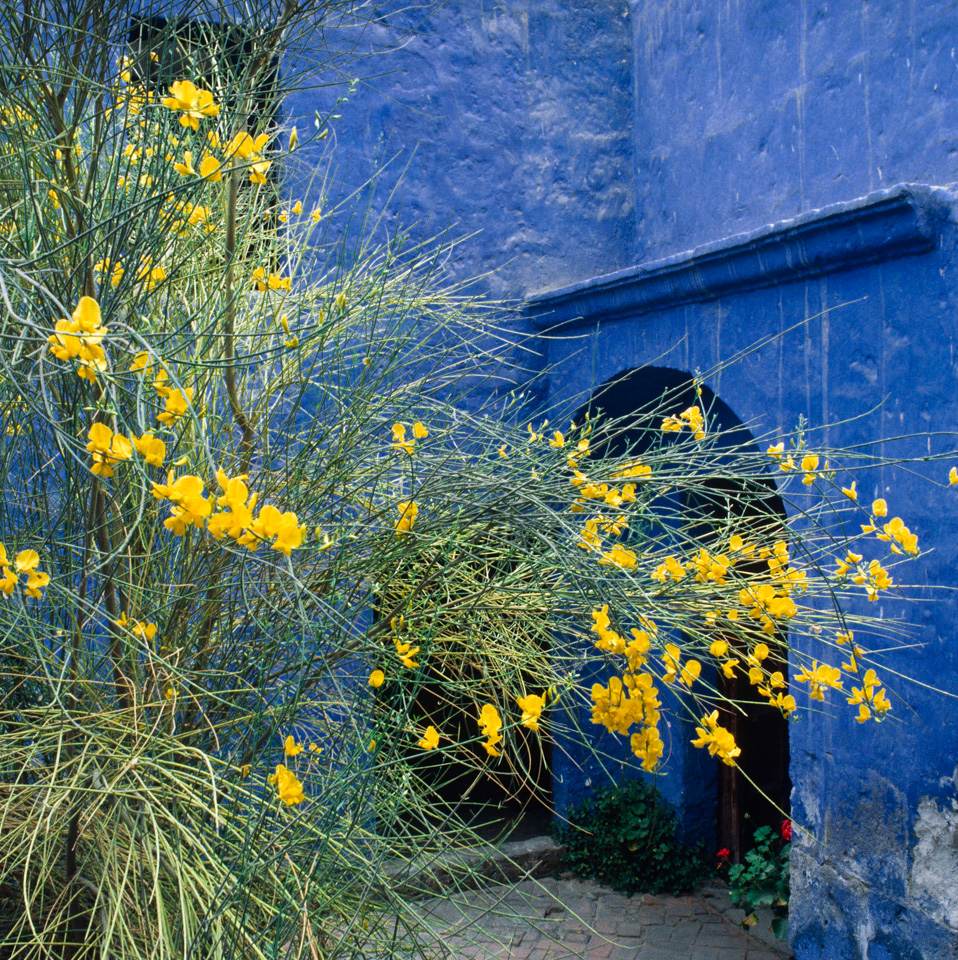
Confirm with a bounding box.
[408,674,554,843]
[580,365,791,863]
[692,476,791,863]
[377,532,555,846]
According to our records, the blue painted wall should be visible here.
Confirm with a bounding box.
[287,2,958,956]
[629,0,958,263]
[531,188,958,957]
[286,0,635,301]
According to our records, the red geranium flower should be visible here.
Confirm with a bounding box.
[781,819,792,841]
[717,848,731,860]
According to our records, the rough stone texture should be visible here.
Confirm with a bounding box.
[385,835,567,897]
[285,0,636,301]
[411,877,791,960]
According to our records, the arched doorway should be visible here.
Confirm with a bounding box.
[581,366,790,862]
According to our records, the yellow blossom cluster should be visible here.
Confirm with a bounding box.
[395,501,418,535]
[268,763,305,806]
[661,404,705,440]
[661,642,702,687]
[113,611,159,644]
[794,660,843,701]
[390,616,419,669]
[589,605,663,771]
[152,469,305,555]
[516,693,545,730]
[838,556,893,602]
[691,711,741,766]
[736,540,806,634]
[160,80,220,130]
[847,668,892,723]
[152,369,193,428]
[418,725,440,750]
[252,266,292,292]
[0,546,50,599]
[391,421,428,455]
[86,424,133,478]
[47,295,108,383]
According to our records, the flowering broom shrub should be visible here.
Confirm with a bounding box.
[0,1,950,957]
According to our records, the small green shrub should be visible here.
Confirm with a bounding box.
[553,779,709,895]
[728,823,791,939]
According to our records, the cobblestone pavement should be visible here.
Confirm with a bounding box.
[414,878,793,960]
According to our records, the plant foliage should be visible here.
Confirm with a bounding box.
[728,823,791,940]
[554,779,710,896]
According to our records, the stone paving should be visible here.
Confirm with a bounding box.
[413,878,793,960]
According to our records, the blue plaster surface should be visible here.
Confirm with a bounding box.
[628,0,958,264]
[532,204,958,956]
[284,0,636,301]
[284,3,958,955]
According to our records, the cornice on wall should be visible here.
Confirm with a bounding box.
[526,183,948,330]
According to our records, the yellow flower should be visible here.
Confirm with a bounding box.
[479,703,503,757]
[47,296,108,382]
[132,432,166,467]
[394,638,420,669]
[86,423,133,478]
[549,430,566,448]
[131,620,157,643]
[23,570,49,598]
[268,763,305,806]
[160,80,220,130]
[157,387,193,427]
[872,498,888,518]
[395,501,418,535]
[252,266,292,292]
[709,639,728,658]
[283,735,303,757]
[598,544,637,569]
[0,567,17,595]
[748,643,770,664]
[391,422,415,455]
[151,472,212,535]
[794,661,843,701]
[842,481,858,500]
[766,442,784,459]
[14,549,38,573]
[226,131,272,182]
[412,422,428,439]
[269,510,306,557]
[691,711,740,766]
[678,659,701,687]
[418,726,440,750]
[199,154,223,181]
[130,351,152,373]
[172,151,196,176]
[950,467,958,486]
[516,693,545,730]
[369,669,385,688]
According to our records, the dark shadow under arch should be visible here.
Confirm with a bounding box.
[579,365,790,861]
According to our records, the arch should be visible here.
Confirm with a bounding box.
[579,365,790,860]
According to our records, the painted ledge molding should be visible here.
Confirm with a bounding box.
[526,183,951,331]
